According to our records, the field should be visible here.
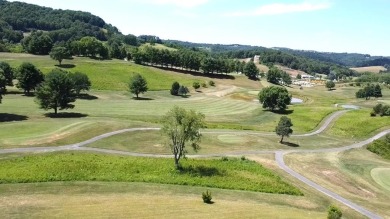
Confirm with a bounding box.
[351,66,387,73]
[1,53,390,218]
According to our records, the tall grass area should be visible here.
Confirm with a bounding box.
[327,109,390,138]
[367,136,390,160]
[0,152,302,195]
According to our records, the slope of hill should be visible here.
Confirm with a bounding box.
[274,47,390,67]
[0,0,120,43]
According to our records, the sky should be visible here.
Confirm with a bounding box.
[8,0,390,56]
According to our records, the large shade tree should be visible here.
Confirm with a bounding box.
[161,106,205,169]
[35,69,76,114]
[50,46,70,65]
[16,62,44,95]
[258,86,291,111]
[243,61,259,80]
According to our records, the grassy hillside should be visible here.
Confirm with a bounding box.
[1,53,201,91]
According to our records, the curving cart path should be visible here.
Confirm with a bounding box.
[0,110,388,219]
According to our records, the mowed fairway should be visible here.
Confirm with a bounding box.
[371,168,390,192]
[0,182,326,219]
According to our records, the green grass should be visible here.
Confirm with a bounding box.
[0,53,200,91]
[371,168,390,191]
[327,109,390,138]
[0,152,302,195]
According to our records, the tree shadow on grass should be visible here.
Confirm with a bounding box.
[55,64,76,69]
[77,93,98,100]
[264,109,294,115]
[154,66,236,80]
[44,112,88,118]
[132,97,154,101]
[281,141,300,147]
[0,113,28,122]
[179,165,225,177]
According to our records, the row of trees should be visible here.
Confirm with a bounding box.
[132,46,260,79]
[355,84,382,100]
[0,61,90,109]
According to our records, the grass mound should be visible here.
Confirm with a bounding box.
[0,152,302,195]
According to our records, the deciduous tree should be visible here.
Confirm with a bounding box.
[243,61,259,80]
[128,73,148,99]
[49,47,70,65]
[70,72,91,95]
[275,116,293,143]
[35,69,76,114]
[325,80,335,91]
[161,106,205,169]
[16,62,44,95]
[258,86,291,111]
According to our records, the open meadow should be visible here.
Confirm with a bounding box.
[1,53,390,218]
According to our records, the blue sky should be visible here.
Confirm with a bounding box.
[9,0,390,56]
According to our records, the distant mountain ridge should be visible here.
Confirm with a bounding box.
[272,47,390,67]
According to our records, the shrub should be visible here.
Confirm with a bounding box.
[221,156,229,161]
[370,111,377,117]
[178,86,189,97]
[327,205,342,219]
[208,80,215,86]
[170,81,180,95]
[193,82,200,90]
[241,156,246,161]
[202,190,212,204]
[202,82,207,88]
[349,83,354,86]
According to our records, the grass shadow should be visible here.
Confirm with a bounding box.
[56,64,76,69]
[281,141,300,147]
[265,109,294,115]
[44,112,88,118]
[132,97,154,101]
[179,165,225,177]
[77,93,98,100]
[181,95,191,98]
[5,90,25,95]
[0,113,28,122]
[153,66,236,80]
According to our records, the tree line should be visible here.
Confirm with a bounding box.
[132,46,260,78]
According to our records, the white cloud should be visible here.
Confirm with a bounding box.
[227,1,331,17]
[147,0,209,8]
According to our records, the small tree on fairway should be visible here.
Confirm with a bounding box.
[35,69,76,114]
[275,116,293,143]
[258,86,291,111]
[178,85,189,97]
[16,62,44,95]
[170,81,180,95]
[161,106,205,169]
[325,81,335,91]
[193,82,200,90]
[49,47,70,66]
[70,72,91,95]
[128,73,148,99]
[296,74,302,79]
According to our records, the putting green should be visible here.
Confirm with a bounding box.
[217,134,246,144]
[371,168,390,191]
